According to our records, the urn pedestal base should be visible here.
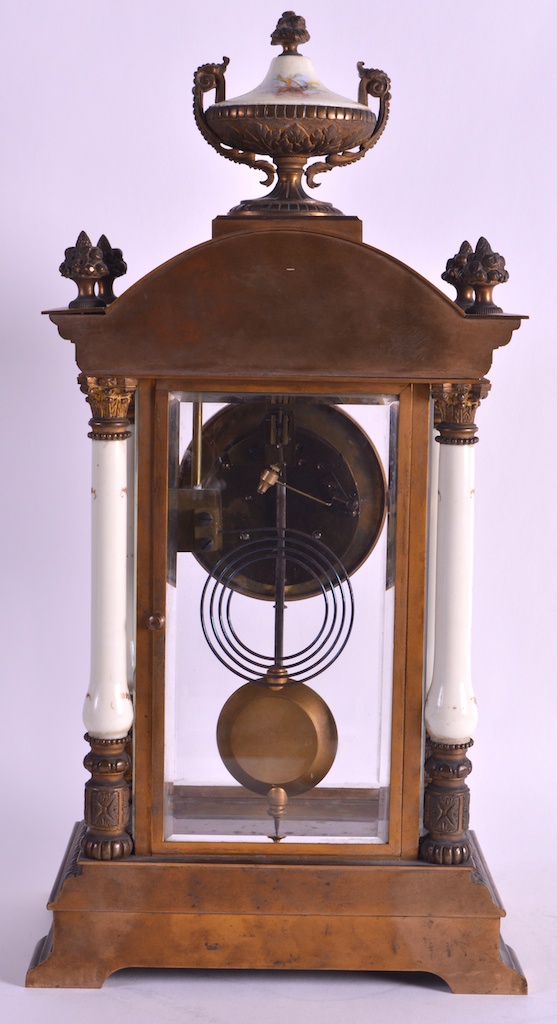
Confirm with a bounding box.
[27,822,526,994]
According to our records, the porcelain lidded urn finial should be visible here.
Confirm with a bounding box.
[193,11,391,216]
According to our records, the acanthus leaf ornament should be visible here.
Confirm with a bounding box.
[432,380,491,445]
[79,375,136,440]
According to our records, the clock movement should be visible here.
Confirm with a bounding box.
[27,12,527,994]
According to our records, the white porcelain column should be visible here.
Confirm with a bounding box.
[425,440,477,741]
[421,380,490,865]
[80,375,136,860]
[126,416,136,696]
[85,436,133,735]
[425,414,440,694]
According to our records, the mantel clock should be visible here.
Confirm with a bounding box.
[27,13,527,994]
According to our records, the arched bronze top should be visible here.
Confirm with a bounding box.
[50,227,522,383]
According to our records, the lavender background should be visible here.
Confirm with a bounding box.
[1,1,556,1020]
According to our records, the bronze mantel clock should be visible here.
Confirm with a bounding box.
[27,13,527,994]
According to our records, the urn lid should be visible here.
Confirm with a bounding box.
[221,49,367,112]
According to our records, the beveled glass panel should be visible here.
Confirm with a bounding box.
[164,394,397,845]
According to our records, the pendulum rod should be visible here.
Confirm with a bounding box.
[274,475,287,669]
[191,401,203,488]
[270,409,289,839]
[267,403,290,673]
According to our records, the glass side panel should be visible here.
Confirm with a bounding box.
[164,395,398,844]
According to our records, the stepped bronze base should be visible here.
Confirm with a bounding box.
[226,156,344,217]
[27,822,526,994]
[227,193,344,217]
